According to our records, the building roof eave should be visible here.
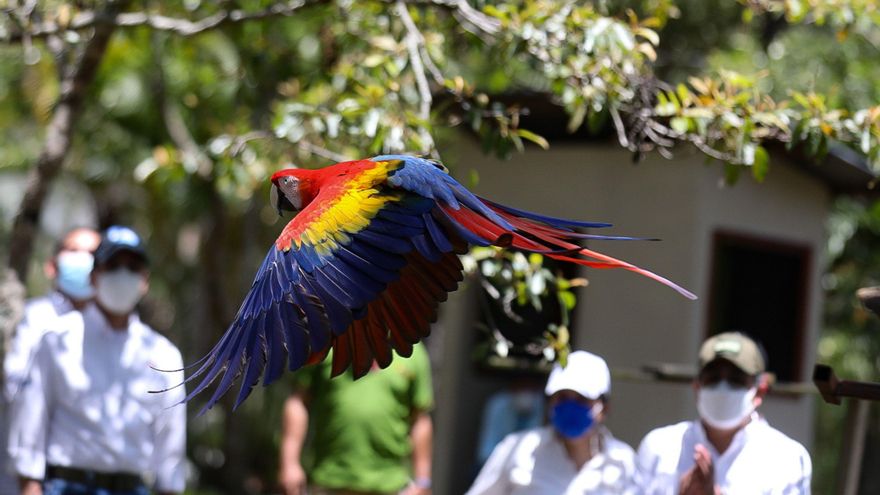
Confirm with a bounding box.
[475,91,878,196]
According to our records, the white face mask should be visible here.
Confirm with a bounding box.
[697,381,757,430]
[95,269,144,315]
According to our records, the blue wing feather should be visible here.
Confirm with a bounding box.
[278,301,310,371]
[233,323,267,409]
[375,155,513,228]
[412,234,442,262]
[423,212,453,253]
[262,306,287,386]
[367,217,423,237]
[356,229,413,254]
[336,246,400,284]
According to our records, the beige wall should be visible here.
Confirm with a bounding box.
[432,140,829,493]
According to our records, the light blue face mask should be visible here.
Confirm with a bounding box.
[56,251,95,300]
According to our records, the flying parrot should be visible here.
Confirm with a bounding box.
[179,154,695,413]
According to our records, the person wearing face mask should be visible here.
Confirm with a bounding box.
[4,227,101,403]
[635,332,812,494]
[7,226,187,495]
[473,374,545,475]
[466,350,636,495]
[1,228,101,495]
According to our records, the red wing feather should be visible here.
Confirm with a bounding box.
[328,249,463,377]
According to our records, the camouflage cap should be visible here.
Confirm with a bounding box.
[699,332,765,375]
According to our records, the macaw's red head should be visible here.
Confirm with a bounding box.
[270,168,318,215]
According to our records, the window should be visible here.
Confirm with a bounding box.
[706,231,811,383]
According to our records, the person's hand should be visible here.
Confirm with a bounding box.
[279,462,307,495]
[679,444,720,495]
[19,478,42,495]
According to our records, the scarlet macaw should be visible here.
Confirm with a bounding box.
[181,155,695,412]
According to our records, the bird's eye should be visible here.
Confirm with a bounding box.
[283,177,291,185]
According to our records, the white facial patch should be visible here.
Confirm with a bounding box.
[278,176,302,210]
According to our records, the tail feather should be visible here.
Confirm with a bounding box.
[441,200,697,300]
[480,197,613,229]
[492,207,656,241]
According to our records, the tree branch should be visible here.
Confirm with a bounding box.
[397,0,434,120]
[6,0,497,43]
[395,0,437,154]
[5,0,324,41]
[230,130,352,163]
[608,104,630,148]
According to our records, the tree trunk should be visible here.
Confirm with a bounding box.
[6,21,116,279]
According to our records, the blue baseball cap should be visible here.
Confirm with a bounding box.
[93,225,149,265]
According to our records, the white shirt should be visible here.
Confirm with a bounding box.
[7,304,187,492]
[466,426,636,495]
[1,291,73,495]
[636,415,811,494]
[4,291,73,402]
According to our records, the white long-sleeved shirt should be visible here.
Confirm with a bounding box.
[4,291,74,402]
[7,303,187,493]
[2,291,74,495]
[466,425,636,495]
[635,415,812,494]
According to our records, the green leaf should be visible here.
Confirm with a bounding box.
[752,145,769,182]
[516,129,550,149]
[363,54,384,67]
[587,110,608,134]
[670,117,689,134]
[724,162,741,185]
[516,281,527,305]
[558,290,577,310]
[676,83,689,105]
[467,169,480,188]
[511,133,524,153]
[635,27,660,46]
[792,92,812,109]
[655,91,677,116]
[568,104,587,133]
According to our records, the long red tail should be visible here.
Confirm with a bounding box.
[439,201,697,300]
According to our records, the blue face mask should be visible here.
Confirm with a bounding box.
[550,399,600,439]
[56,251,95,300]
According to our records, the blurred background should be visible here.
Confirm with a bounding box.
[2,0,880,493]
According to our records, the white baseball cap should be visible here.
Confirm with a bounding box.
[544,350,611,399]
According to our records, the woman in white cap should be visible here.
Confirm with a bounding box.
[466,350,636,494]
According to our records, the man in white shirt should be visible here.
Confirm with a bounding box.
[4,227,101,402]
[636,332,812,494]
[8,226,187,495]
[2,228,100,495]
[467,350,636,495]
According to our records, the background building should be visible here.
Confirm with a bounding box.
[430,133,874,495]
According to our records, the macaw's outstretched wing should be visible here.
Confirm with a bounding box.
[180,162,465,414]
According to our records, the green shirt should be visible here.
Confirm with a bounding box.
[296,343,434,493]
